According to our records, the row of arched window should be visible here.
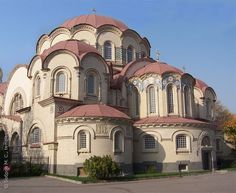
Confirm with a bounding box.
[142,134,212,153]
[103,41,146,63]
[77,129,124,153]
[133,84,192,117]
[32,70,99,100]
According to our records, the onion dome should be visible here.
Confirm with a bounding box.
[58,104,131,120]
[61,14,128,31]
[41,40,99,61]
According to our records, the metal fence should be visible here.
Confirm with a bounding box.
[11,156,49,173]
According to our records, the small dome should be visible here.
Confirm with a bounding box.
[195,79,209,92]
[58,104,131,120]
[41,40,99,61]
[134,61,183,77]
[61,14,128,31]
[0,82,8,95]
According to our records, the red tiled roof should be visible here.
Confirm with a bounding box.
[0,82,8,95]
[134,61,183,77]
[134,116,209,125]
[41,40,99,62]
[0,115,22,122]
[58,104,131,120]
[195,79,209,92]
[61,14,128,31]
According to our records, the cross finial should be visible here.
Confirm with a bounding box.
[182,65,186,72]
[156,49,160,61]
[92,8,96,14]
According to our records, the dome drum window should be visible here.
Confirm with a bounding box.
[10,93,23,115]
[167,85,174,114]
[55,72,67,94]
[127,46,133,63]
[104,41,112,60]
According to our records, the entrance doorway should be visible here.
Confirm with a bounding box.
[202,151,211,170]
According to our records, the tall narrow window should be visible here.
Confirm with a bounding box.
[134,88,139,116]
[30,127,41,144]
[11,132,20,154]
[87,74,95,95]
[77,130,90,153]
[114,131,123,153]
[206,99,211,118]
[216,139,221,151]
[35,76,41,96]
[10,93,23,115]
[56,72,66,93]
[104,41,112,60]
[127,46,133,63]
[86,71,99,96]
[148,86,156,114]
[167,85,174,114]
[79,131,87,149]
[184,86,190,116]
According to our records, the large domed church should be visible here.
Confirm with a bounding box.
[0,14,220,175]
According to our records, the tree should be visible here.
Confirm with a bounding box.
[83,155,120,180]
[224,116,236,149]
[214,101,233,129]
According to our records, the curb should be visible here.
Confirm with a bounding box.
[45,175,82,185]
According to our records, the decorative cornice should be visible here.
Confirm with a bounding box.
[38,96,83,107]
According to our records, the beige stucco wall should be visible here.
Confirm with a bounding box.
[134,125,216,171]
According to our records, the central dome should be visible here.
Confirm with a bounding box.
[61,14,128,31]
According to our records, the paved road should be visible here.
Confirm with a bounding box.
[1,171,236,193]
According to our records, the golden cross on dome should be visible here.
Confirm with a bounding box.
[92,8,96,14]
[156,49,160,61]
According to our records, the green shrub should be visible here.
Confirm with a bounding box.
[83,155,120,180]
[8,162,44,177]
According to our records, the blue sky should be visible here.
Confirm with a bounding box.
[0,0,235,112]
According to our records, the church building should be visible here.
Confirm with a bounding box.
[0,14,220,176]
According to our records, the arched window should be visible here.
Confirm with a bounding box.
[141,51,146,58]
[56,72,66,93]
[206,99,212,118]
[167,84,174,114]
[86,71,98,96]
[79,131,87,149]
[127,46,133,63]
[11,132,20,158]
[216,139,221,151]
[176,134,191,152]
[30,127,41,145]
[144,135,156,149]
[10,93,23,115]
[35,76,41,97]
[134,88,139,116]
[184,86,190,116]
[148,86,156,114]
[114,131,123,153]
[201,136,211,147]
[104,41,112,60]
[77,130,90,153]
